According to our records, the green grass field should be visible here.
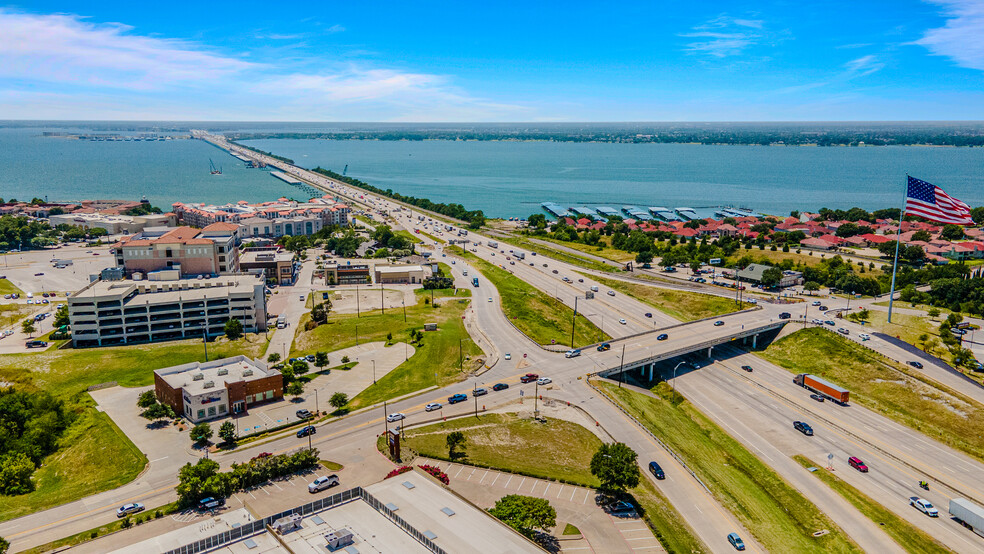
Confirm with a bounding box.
[451,249,608,347]
[495,235,618,273]
[0,408,147,522]
[292,290,481,409]
[391,412,706,553]
[760,328,984,463]
[0,278,24,295]
[588,274,738,321]
[793,456,952,554]
[598,381,861,554]
[395,229,423,244]
[0,334,269,398]
[536,236,636,263]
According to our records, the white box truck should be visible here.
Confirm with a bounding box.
[950,498,984,537]
[487,240,498,248]
[514,251,526,260]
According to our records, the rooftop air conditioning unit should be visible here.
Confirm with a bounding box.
[217,368,228,376]
[192,373,204,381]
[203,381,215,389]
[242,369,253,377]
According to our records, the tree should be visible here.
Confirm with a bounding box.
[340,355,350,364]
[190,422,213,446]
[141,402,175,422]
[488,495,557,540]
[54,304,70,328]
[590,443,641,492]
[21,320,35,337]
[927,308,941,319]
[760,267,783,288]
[267,353,281,364]
[803,281,820,295]
[446,431,467,459]
[137,390,158,409]
[0,535,9,554]
[176,458,222,506]
[311,300,331,324]
[635,250,653,265]
[218,421,236,444]
[287,381,304,397]
[314,351,329,370]
[911,230,932,242]
[940,224,966,241]
[0,453,37,495]
[329,392,348,410]
[292,360,309,375]
[223,319,243,341]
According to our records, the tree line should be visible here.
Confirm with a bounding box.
[0,388,75,495]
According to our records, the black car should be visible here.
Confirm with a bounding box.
[908,361,924,369]
[657,333,668,341]
[779,312,791,320]
[741,365,753,372]
[644,312,653,318]
[793,421,814,436]
[198,497,224,511]
[492,383,509,391]
[648,461,665,480]
[296,409,313,420]
[818,305,828,311]
[810,393,825,403]
[296,425,316,438]
[597,342,611,352]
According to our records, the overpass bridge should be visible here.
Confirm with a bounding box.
[593,313,788,382]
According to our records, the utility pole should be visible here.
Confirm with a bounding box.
[383,401,389,436]
[618,344,625,388]
[381,283,385,315]
[314,388,319,414]
[570,295,579,348]
[459,338,463,368]
[356,323,359,346]
[534,379,539,418]
[356,284,360,317]
[202,323,209,362]
[372,359,377,384]
[402,300,407,322]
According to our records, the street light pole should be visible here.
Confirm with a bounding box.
[402,300,406,322]
[201,323,209,362]
[534,379,539,418]
[618,344,625,388]
[570,295,579,349]
[356,284,360,317]
[381,283,385,315]
[372,359,377,384]
[671,361,686,391]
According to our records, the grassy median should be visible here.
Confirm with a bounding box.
[598,381,861,553]
[793,456,952,554]
[588,274,738,322]
[389,411,706,553]
[760,327,984,463]
[293,290,482,409]
[448,247,608,347]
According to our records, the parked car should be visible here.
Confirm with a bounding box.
[308,475,340,493]
[848,456,869,472]
[296,425,317,438]
[425,402,442,412]
[198,497,224,511]
[908,361,924,369]
[741,365,753,372]
[727,532,746,551]
[793,421,814,436]
[714,320,724,326]
[657,334,668,341]
[648,461,665,479]
[116,503,145,517]
[492,383,509,391]
[537,377,552,385]
[597,342,611,352]
[909,497,939,517]
[448,393,468,404]
[607,500,634,514]
[520,373,539,383]
[295,409,313,420]
[386,413,406,423]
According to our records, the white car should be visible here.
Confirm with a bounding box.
[607,290,616,297]
[308,475,340,493]
[488,297,493,302]
[858,333,871,341]
[812,301,821,306]
[425,402,442,412]
[504,353,511,360]
[909,497,938,517]
[537,377,552,385]
[619,318,627,325]
[386,413,406,423]
[116,503,145,517]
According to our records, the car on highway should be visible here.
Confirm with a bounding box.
[386,413,406,423]
[297,425,317,438]
[824,320,836,326]
[714,320,724,326]
[492,383,509,391]
[116,503,145,517]
[909,497,939,517]
[578,278,584,282]
[648,461,665,479]
[537,377,552,385]
[848,456,869,472]
[657,334,668,341]
[295,409,313,420]
[859,333,870,341]
[837,328,849,335]
[597,342,611,352]
[741,365,753,372]
[908,361,924,369]
[543,264,548,267]
[810,393,825,402]
[488,297,493,302]
[811,318,824,325]
[644,312,652,318]
[299,295,304,301]
[472,388,488,397]
[727,533,746,551]
[425,402,442,412]
[448,393,468,404]
[552,269,559,274]
[504,353,511,360]
[607,290,616,296]
[565,349,581,358]
[819,305,828,311]
[793,421,814,436]
[520,373,539,383]
[778,312,791,319]
[308,475,340,493]
[619,318,627,325]
[812,301,821,306]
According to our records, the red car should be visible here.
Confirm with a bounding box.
[848,456,868,473]
[520,373,539,383]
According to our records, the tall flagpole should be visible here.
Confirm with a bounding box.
[887,174,908,324]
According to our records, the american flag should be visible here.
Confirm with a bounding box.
[905,176,974,225]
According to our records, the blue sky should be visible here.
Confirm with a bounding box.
[1,0,982,120]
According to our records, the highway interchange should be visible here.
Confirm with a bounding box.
[4,135,984,553]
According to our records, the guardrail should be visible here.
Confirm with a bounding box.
[586,377,712,496]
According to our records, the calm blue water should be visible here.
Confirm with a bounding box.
[242,139,984,218]
[1,123,981,218]
[0,127,297,208]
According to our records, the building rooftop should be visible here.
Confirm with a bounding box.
[155,356,276,397]
[376,265,424,274]
[70,274,263,303]
[240,250,294,264]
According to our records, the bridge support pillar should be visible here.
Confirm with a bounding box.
[752,334,758,349]
[649,364,654,381]
[640,365,645,376]
[707,346,713,358]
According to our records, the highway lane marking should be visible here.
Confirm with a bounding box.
[693,504,702,514]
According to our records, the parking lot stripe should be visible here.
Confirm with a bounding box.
[583,490,590,504]
[479,470,489,484]
[543,482,551,495]
[518,477,526,491]
[490,472,500,487]
[454,465,464,478]
[504,474,512,488]
[555,484,564,498]
[570,487,576,501]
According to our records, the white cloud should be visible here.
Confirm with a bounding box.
[844,54,884,76]
[915,0,984,70]
[326,24,346,34]
[681,14,766,58]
